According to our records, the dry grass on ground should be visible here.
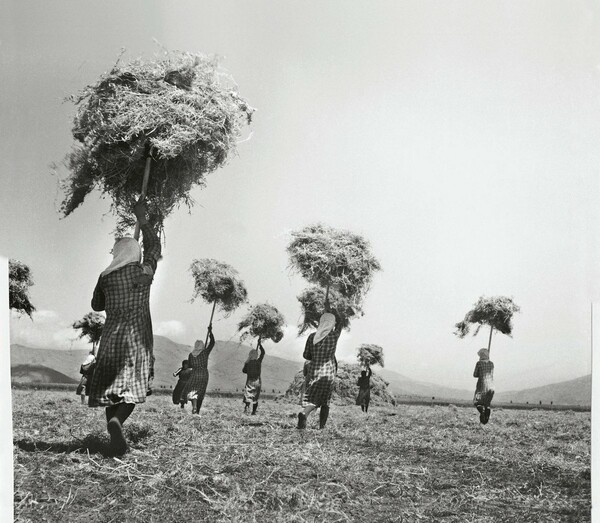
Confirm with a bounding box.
[13,390,590,522]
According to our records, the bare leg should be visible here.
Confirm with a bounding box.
[191,399,198,414]
[252,402,258,415]
[81,394,86,405]
[297,404,317,429]
[319,406,330,429]
[105,403,135,455]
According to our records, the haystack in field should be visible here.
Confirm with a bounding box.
[357,344,384,368]
[9,259,35,318]
[454,295,520,354]
[57,50,254,235]
[285,362,396,406]
[287,223,381,302]
[296,286,359,334]
[238,303,286,345]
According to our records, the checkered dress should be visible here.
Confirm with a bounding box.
[301,329,341,408]
[473,360,495,407]
[182,337,215,403]
[88,223,161,407]
[243,347,265,404]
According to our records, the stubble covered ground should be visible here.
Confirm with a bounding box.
[12,390,590,522]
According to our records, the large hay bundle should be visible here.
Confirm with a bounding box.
[58,50,254,234]
[238,303,286,343]
[9,259,35,318]
[287,223,381,302]
[285,362,396,406]
[190,258,248,314]
[73,312,105,352]
[455,296,520,337]
[357,344,384,368]
[454,295,520,353]
[296,286,359,335]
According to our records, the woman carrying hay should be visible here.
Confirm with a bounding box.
[88,199,161,455]
[242,341,265,415]
[182,326,215,415]
[76,351,96,405]
[473,348,495,424]
[172,359,193,409]
[297,306,343,430]
[356,367,372,413]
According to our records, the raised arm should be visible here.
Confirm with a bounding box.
[258,340,266,362]
[206,325,215,352]
[303,334,314,361]
[367,367,372,378]
[91,276,105,311]
[133,199,161,277]
[333,311,343,337]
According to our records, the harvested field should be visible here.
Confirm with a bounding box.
[13,390,590,522]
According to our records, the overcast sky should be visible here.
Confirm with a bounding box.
[2,1,599,391]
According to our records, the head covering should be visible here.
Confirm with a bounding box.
[313,313,336,344]
[101,237,141,278]
[478,348,489,360]
[191,339,205,356]
[246,349,259,363]
[82,353,96,366]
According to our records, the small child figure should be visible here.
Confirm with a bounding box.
[172,360,193,409]
[76,351,96,405]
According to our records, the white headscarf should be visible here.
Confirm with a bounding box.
[101,237,141,278]
[82,352,96,366]
[478,348,490,360]
[313,313,336,344]
[191,339,205,357]
[246,349,259,363]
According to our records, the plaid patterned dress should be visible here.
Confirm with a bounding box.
[473,360,495,407]
[243,347,265,405]
[88,223,161,407]
[302,329,341,408]
[182,339,215,402]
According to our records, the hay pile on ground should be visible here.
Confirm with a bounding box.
[190,258,248,314]
[455,295,520,338]
[58,50,254,234]
[287,223,381,302]
[9,259,35,318]
[285,362,396,406]
[237,303,285,343]
[296,286,359,334]
[357,344,384,368]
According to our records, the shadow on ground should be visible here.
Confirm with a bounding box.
[15,435,109,455]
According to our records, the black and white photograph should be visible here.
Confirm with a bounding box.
[1,1,597,521]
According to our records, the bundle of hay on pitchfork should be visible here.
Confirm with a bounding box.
[190,258,248,341]
[356,344,384,369]
[56,50,254,237]
[287,223,382,331]
[238,303,286,347]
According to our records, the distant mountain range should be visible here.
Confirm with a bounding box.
[10,336,591,405]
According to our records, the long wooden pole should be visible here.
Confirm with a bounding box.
[133,154,153,240]
[204,301,217,346]
[487,325,494,355]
